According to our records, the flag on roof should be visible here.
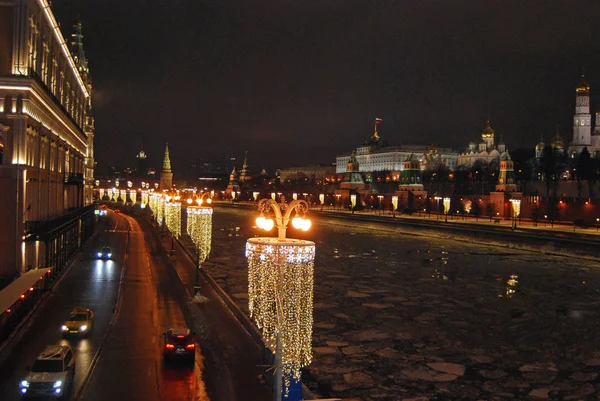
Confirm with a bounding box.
[375,118,383,125]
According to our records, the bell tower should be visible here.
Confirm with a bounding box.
[569,74,592,155]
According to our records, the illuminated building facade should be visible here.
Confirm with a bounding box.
[335,126,458,175]
[568,74,600,157]
[0,1,95,279]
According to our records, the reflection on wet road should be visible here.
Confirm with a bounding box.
[79,212,209,401]
[0,213,126,401]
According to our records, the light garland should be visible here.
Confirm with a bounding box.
[246,237,315,386]
[165,201,182,237]
[119,189,126,202]
[141,191,148,208]
[187,206,213,262]
[130,191,137,205]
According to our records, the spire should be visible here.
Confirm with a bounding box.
[162,142,171,172]
[242,150,249,169]
[70,17,90,84]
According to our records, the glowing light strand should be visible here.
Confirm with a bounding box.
[165,201,181,237]
[246,237,315,385]
[187,206,213,263]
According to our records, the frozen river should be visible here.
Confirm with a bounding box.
[205,206,600,400]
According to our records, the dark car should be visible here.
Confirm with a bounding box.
[163,328,195,363]
[96,247,112,260]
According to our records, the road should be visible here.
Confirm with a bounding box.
[0,212,126,400]
[0,210,210,401]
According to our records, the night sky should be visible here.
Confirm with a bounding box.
[52,1,600,176]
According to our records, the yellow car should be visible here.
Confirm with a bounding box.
[61,307,94,336]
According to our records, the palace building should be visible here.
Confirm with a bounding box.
[0,2,95,279]
[335,124,458,175]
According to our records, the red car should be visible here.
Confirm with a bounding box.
[163,328,195,364]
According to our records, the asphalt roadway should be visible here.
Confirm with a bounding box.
[0,209,271,401]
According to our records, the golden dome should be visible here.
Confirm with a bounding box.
[576,74,590,93]
[535,141,545,151]
[481,120,495,137]
[551,134,564,150]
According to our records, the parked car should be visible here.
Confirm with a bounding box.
[163,328,195,364]
[20,344,75,399]
[61,307,94,336]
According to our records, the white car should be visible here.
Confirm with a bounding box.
[20,344,75,399]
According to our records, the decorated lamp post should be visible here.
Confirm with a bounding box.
[247,197,314,401]
[165,199,182,238]
[187,203,212,297]
[434,196,442,221]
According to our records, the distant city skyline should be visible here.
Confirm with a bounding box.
[51,1,600,174]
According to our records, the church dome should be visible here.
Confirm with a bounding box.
[576,74,590,93]
[535,141,545,151]
[551,134,564,150]
[481,121,495,137]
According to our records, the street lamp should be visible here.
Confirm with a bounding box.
[164,200,182,238]
[510,199,521,230]
[434,196,442,221]
[247,197,315,401]
[391,196,398,218]
[187,205,212,298]
[443,197,450,223]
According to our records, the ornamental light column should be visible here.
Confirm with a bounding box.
[247,196,314,401]
[188,194,213,297]
[510,199,521,230]
[443,197,451,223]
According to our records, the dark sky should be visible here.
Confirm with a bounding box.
[53,0,600,175]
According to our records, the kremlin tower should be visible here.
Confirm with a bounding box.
[159,142,173,189]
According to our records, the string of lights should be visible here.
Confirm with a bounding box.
[141,190,149,208]
[187,206,213,262]
[165,201,181,237]
[246,237,315,387]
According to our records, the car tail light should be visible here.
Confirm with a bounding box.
[186,344,195,349]
[176,335,184,339]
[165,344,175,349]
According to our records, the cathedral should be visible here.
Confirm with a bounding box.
[457,121,510,168]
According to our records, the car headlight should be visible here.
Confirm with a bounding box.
[80,325,87,331]
[20,380,29,388]
[61,325,67,331]
[107,253,112,258]
[97,252,102,257]
[53,380,62,388]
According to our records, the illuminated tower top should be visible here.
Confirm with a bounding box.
[240,150,251,181]
[70,17,91,85]
[481,120,495,149]
[162,142,172,172]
